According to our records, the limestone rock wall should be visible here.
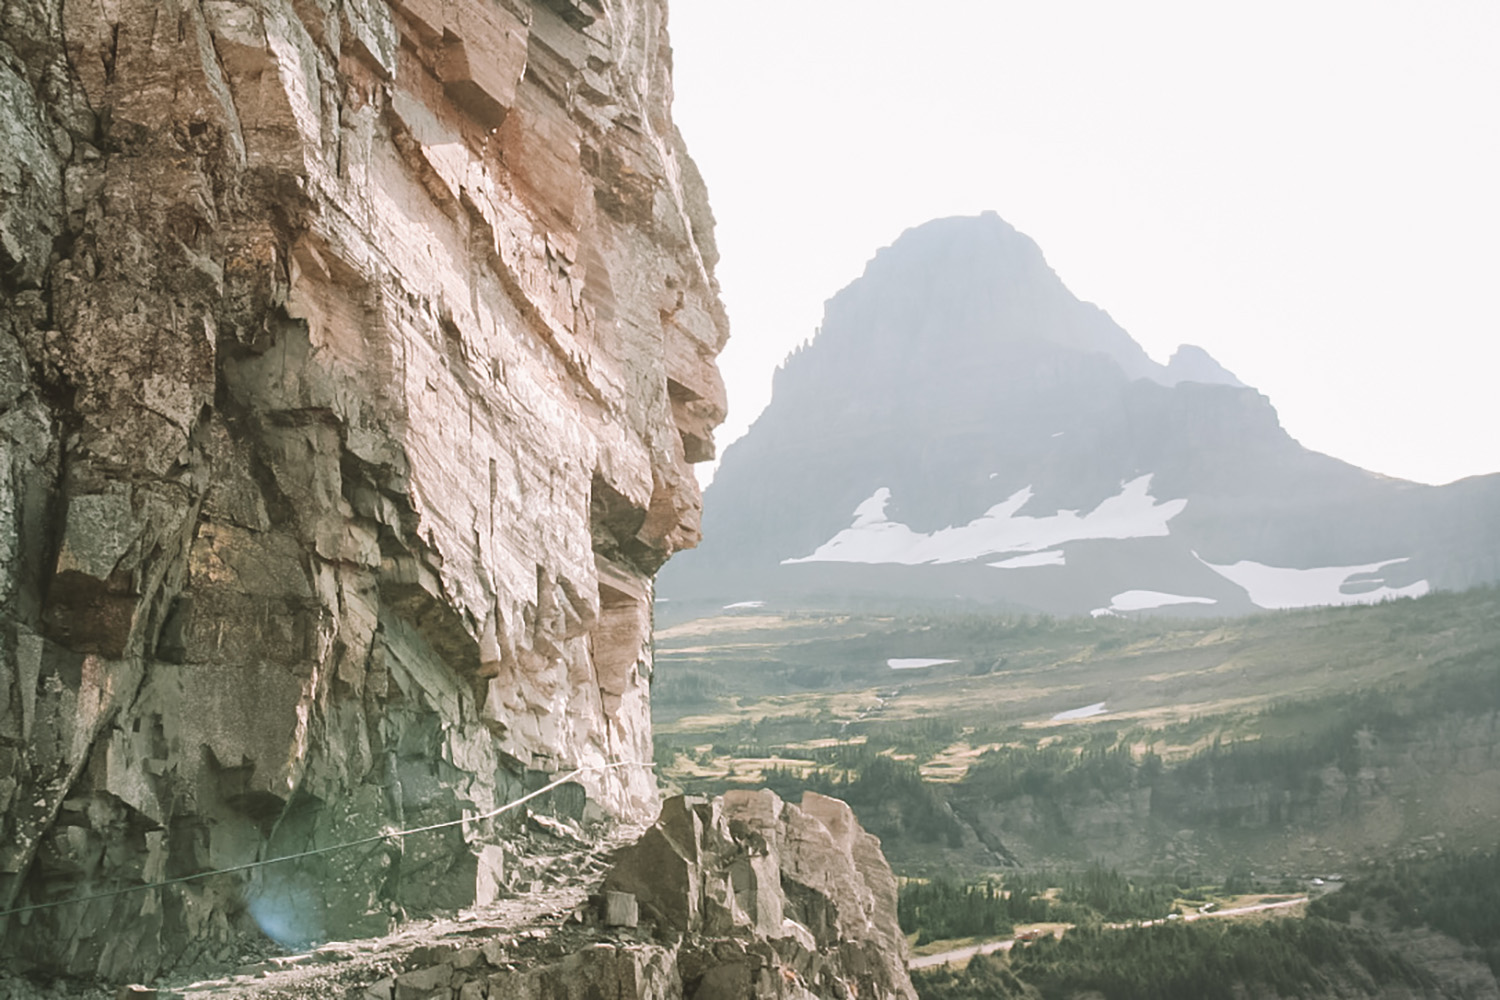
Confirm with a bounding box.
[0,0,726,978]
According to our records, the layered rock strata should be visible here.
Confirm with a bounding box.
[0,0,726,979]
[601,790,917,1000]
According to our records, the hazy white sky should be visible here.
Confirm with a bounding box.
[667,1,1500,486]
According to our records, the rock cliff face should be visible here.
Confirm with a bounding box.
[0,0,726,978]
[602,790,916,1000]
[351,790,917,1000]
[0,791,918,998]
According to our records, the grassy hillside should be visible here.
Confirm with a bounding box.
[909,846,1500,1000]
[652,587,1500,876]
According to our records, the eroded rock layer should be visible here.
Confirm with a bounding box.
[601,790,918,1000]
[0,0,726,978]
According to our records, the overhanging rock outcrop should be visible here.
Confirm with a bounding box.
[0,0,726,978]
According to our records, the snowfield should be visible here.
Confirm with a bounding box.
[784,475,1187,566]
[888,658,957,670]
[1052,702,1108,721]
[1108,590,1218,611]
[991,550,1067,569]
[1198,555,1429,609]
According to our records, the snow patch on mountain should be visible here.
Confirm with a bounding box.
[784,475,1187,566]
[1109,590,1218,611]
[991,550,1067,569]
[888,658,957,670]
[1198,555,1429,609]
[1053,702,1109,721]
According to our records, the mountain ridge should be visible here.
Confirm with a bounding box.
[663,213,1500,617]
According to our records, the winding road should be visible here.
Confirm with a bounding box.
[908,896,1310,970]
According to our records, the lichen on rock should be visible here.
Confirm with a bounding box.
[0,0,726,978]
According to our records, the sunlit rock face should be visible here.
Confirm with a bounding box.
[0,0,725,977]
[598,790,918,1000]
[662,213,1500,618]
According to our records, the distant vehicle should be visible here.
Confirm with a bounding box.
[1311,877,1326,886]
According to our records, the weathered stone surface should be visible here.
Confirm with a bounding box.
[323,791,913,998]
[605,889,639,928]
[0,0,726,979]
[606,792,918,1000]
[487,943,681,1000]
[0,787,917,997]
[394,962,450,1000]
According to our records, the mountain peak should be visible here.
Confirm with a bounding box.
[840,215,1250,391]
[1163,344,1245,388]
[664,214,1500,617]
[819,213,1167,383]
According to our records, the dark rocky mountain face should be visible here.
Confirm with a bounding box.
[661,213,1500,618]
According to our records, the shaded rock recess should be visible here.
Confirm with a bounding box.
[0,0,727,978]
[32,791,917,999]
